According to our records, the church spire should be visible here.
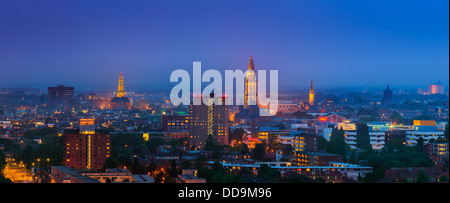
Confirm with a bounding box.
[248,54,254,70]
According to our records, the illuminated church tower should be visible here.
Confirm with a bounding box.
[309,80,315,106]
[117,72,125,97]
[244,55,257,108]
[110,72,131,110]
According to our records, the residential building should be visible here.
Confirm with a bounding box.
[161,114,189,132]
[63,119,111,170]
[344,131,385,150]
[424,141,449,163]
[189,93,229,148]
[176,169,206,183]
[295,152,343,166]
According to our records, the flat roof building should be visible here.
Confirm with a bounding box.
[48,85,74,104]
[63,119,111,170]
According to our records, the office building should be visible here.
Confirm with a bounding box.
[406,120,445,146]
[48,85,74,104]
[427,81,445,94]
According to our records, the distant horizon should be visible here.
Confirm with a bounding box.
[1,62,449,92]
[1,82,448,93]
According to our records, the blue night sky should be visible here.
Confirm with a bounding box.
[0,0,448,91]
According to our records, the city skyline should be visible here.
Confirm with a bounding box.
[0,0,448,90]
[0,0,449,187]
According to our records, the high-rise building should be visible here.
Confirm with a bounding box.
[309,80,315,106]
[63,119,111,171]
[382,84,393,106]
[48,85,74,104]
[244,55,257,108]
[110,72,131,110]
[189,93,229,149]
[427,81,445,94]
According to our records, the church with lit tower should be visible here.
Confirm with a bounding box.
[244,54,257,108]
[109,72,131,110]
[235,55,260,120]
[300,80,315,110]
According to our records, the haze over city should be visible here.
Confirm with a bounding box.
[0,0,448,91]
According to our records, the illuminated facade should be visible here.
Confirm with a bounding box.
[295,152,343,166]
[293,131,319,154]
[244,55,257,108]
[406,120,444,146]
[63,119,111,171]
[424,142,449,164]
[309,80,315,106]
[427,81,445,94]
[251,128,290,141]
[117,72,125,97]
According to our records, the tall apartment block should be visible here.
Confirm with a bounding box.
[63,119,111,171]
[189,94,229,149]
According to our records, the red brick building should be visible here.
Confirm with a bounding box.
[423,141,449,163]
[63,119,111,171]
